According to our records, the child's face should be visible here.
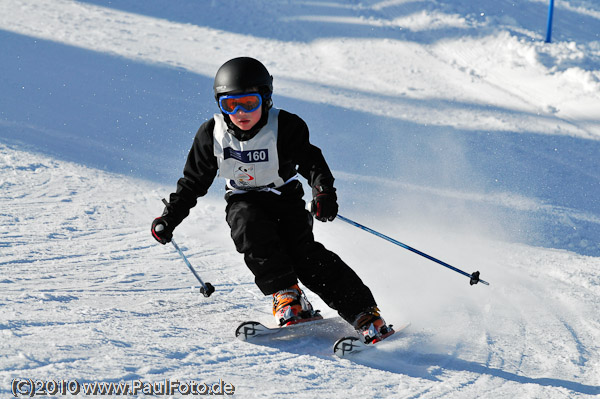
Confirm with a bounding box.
[228,105,262,131]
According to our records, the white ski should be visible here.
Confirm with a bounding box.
[235,316,336,341]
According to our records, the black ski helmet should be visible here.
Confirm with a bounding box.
[213,57,273,104]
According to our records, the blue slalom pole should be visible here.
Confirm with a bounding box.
[336,214,489,286]
[545,0,555,43]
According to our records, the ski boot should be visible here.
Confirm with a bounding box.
[353,307,394,344]
[272,284,322,326]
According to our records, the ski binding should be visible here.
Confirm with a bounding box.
[333,322,411,358]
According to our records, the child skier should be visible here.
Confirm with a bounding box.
[151,57,393,343]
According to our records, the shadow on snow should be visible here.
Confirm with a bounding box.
[1,25,599,256]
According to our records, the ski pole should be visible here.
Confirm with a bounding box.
[169,238,215,297]
[161,199,215,297]
[336,214,489,286]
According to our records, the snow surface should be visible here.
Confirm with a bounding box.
[1,0,599,398]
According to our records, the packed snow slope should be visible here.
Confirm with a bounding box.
[1,0,599,398]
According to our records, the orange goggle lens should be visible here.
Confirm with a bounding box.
[219,93,262,114]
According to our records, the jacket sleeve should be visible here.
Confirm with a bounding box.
[277,110,335,192]
[165,119,218,226]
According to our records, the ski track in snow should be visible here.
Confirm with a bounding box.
[1,0,600,397]
[1,0,599,139]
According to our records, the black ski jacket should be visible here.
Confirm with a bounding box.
[164,109,335,226]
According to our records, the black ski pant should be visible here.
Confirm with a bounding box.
[225,183,376,323]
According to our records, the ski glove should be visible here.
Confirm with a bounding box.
[151,217,173,245]
[311,185,338,222]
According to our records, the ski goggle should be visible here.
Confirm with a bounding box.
[218,93,262,114]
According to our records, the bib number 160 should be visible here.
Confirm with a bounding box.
[246,150,268,162]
